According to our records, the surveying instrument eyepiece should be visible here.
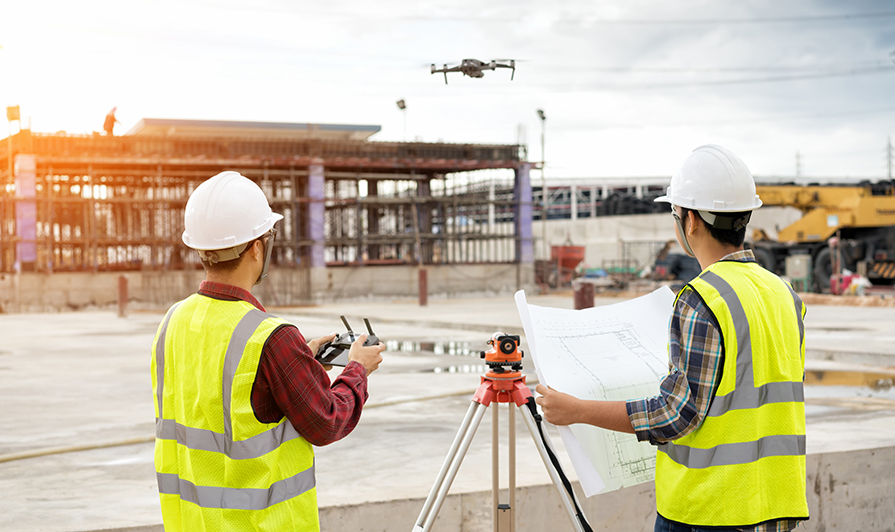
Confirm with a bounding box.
[412,333,592,532]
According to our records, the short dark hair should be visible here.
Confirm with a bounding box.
[680,207,749,247]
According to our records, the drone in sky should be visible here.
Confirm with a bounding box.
[430,59,516,84]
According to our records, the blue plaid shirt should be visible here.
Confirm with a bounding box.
[626,249,802,532]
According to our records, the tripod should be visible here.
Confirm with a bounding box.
[412,369,590,532]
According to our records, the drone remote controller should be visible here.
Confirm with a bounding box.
[314,315,380,367]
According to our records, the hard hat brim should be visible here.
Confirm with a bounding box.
[654,195,671,203]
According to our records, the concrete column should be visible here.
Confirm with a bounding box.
[366,180,379,260]
[417,178,432,263]
[514,163,533,264]
[14,154,36,271]
[307,161,325,268]
[590,186,597,218]
[488,177,495,228]
[570,184,578,220]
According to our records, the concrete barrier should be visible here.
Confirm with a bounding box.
[0,264,536,313]
[317,445,895,531]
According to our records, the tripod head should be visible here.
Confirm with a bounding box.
[480,332,524,377]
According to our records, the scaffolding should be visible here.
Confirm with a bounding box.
[0,129,527,275]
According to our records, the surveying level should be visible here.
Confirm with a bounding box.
[480,333,523,373]
[412,332,592,532]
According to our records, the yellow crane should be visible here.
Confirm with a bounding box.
[751,182,895,291]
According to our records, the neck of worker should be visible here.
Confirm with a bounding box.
[204,242,263,293]
[686,214,743,271]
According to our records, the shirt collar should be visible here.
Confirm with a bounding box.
[720,249,755,263]
[198,280,266,312]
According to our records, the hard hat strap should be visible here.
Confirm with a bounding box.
[697,210,751,231]
[255,228,277,285]
[674,209,697,258]
[197,242,250,264]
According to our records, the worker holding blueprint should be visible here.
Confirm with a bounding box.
[535,145,809,532]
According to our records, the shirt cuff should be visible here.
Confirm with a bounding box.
[626,398,655,444]
[342,361,369,400]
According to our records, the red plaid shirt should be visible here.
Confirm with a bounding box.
[198,281,368,446]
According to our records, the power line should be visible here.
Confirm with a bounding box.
[169,2,895,26]
[537,60,894,74]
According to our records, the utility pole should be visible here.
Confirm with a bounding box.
[537,109,547,260]
[396,99,407,142]
[887,136,892,180]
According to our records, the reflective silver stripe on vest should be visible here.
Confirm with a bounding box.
[155,305,302,459]
[700,271,754,390]
[156,417,301,460]
[783,282,805,351]
[156,460,316,510]
[707,380,804,417]
[155,302,183,419]
[660,434,806,469]
[222,309,270,446]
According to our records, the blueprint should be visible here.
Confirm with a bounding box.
[515,287,676,496]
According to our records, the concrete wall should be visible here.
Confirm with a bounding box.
[0,264,537,313]
[0,270,205,313]
[310,264,536,303]
[318,445,895,532]
[536,207,804,270]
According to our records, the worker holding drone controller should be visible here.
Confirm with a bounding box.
[150,171,384,532]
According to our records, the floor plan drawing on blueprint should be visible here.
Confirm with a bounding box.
[515,287,676,496]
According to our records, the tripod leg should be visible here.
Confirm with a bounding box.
[517,403,587,532]
[508,404,516,532]
[413,400,489,532]
[492,404,500,532]
[415,400,478,529]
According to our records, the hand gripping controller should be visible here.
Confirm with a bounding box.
[314,315,380,367]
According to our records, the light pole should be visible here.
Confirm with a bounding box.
[396,99,407,141]
[537,109,547,260]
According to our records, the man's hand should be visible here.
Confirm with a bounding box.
[534,384,581,426]
[307,332,337,356]
[308,333,337,371]
[348,333,385,376]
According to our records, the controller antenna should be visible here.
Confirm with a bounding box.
[363,318,376,336]
[340,315,353,333]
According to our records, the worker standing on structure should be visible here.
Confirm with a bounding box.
[103,107,120,135]
[536,145,808,531]
[150,171,384,531]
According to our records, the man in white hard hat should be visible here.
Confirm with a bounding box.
[536,145,808,531]
[150,171,385,531]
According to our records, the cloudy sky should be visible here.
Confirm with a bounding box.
[2,0,894,179]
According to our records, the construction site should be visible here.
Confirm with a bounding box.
[2,121,895,532]
[0,119,541,311]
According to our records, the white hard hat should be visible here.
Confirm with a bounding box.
[655,144,762,212]
[182,171,283,255]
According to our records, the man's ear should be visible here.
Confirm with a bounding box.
[686,210,700,236]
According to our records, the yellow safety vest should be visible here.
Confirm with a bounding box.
[150,294,319,531]
[656,260,809,527]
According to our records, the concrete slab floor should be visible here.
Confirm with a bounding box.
[1,293,894,531]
